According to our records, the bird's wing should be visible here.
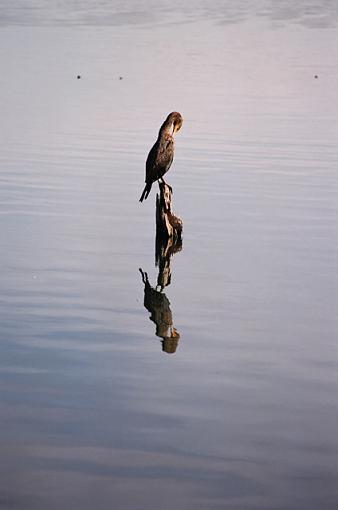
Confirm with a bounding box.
[146,137,174,182]
[156,138,174,170]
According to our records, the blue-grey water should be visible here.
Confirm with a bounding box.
[0,1,337,509]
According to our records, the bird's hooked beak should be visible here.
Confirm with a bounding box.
[173,121,181,134]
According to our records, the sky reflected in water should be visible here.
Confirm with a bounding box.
[0,1,337,509]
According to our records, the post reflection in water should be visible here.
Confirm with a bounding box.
[139,236,182,354]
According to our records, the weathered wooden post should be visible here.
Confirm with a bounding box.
[156,181,183,242]
[139,180,183,353]
[155,235,182,290]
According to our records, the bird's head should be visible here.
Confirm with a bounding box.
[171,112,183,134]
[161,112,183,136]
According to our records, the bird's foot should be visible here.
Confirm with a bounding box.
[159,179,172,195]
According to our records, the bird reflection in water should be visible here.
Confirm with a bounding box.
[139,236,182,354]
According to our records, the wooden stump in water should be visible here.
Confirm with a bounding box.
[139,182,183,354]
[155,235,182,290]
[156,182,183,242]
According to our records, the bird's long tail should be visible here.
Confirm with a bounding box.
[139,182,152,202]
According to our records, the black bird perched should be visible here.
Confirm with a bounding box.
[139,111,183,202]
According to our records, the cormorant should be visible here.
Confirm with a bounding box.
[139,111,183,202]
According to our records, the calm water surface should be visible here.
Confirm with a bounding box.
[0,1,337,509]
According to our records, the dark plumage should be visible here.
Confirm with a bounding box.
[139,112,183,202]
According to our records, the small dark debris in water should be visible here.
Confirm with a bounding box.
[119,76,123,80]
[77,75,81,79]
[314,75,318,79]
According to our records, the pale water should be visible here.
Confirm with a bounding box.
[0,1,337,509]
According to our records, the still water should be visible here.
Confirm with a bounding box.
[0,1,337,509]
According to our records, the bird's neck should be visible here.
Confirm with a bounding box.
[159,121,174,138]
